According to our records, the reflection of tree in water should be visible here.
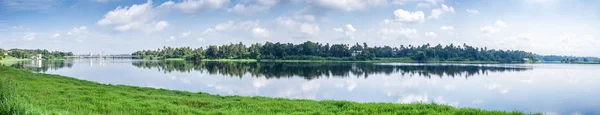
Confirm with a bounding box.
[132,61,531,79]
[3,60,74,73]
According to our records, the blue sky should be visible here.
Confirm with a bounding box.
[1,0,599,56]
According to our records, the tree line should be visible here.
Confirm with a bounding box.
[0,49,74,60]
[132,41,538,63]
[537,55,600,63]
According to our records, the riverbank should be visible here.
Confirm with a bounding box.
[0,66,535,114]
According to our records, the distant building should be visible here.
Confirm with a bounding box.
[351,51,363,57]
[523,58,532,63]
[31,54,42,60]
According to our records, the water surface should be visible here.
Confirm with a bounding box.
[5,59,599,114]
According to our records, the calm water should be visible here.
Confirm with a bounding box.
[5,59,599,114]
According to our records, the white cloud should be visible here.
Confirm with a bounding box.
[206,20,271,38]
[23,33,36,41]
[494,20,507,27]
[525,0,558,4]
[466,9,479,14]
[180,30,192,38]
[67,26,89,35]
[276,16,320,36]
[252,27,271,38]
[424,32,437,37]
[440,25,454,31]
[333,24,357,39]
[212,20,260,31]
[428,4,454,19]
[308,0,387,11]
[391,0,445,5]
[228,0,278,15]
[166,36,176,42]
[11,25,30,30]
[51,33,60,38]
[375,28,418,39]
[480,26,498,35]
[160,0,230,13]
[300,23,320,36]
[480,20,507,35]
[391,9,425,23]
[97,1,169,33]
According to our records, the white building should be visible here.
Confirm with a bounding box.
[351,51,363,57]
[31,54,42,60]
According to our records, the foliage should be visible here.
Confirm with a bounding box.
[537,55,600,63]
[0,48,73,60]
[133,41,538,63]
[0,66,537,114]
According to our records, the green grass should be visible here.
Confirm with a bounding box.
[0,56,30,63]
[0,66,538,114]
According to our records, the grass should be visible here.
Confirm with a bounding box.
[0,56,29,63]
[0,66,538,115]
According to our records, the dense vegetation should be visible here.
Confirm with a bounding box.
[132,41,538,63]
[0,48,73,60]
[0,66,534,114]
[537,55,600,63]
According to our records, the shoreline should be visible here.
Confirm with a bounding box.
[0,66,535,114]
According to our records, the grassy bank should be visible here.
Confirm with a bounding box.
[0,66,535,114]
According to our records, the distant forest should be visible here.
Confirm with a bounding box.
[0,49,74,60]
[132,41,538,63]
[537,55,600,63]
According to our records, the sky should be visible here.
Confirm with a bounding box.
[1,0,599,56]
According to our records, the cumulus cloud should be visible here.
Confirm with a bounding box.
[180,30,191,38]
[11,25,30,30]
[440,25,454,31]
[424,32,437,37]
[97,1,169,33]
[466,9,479,14]
[428,4,454,19]
[23,33,36,41]
[391,0,445,5]
[391,9,425,23]
[228,0,278,15]
[67,26,89,35]
[206,20,271,38]
[333,24,357,39]
[159,0,230,13]
[307,0,387,11]
[252,27,272,38]
[480,20,507,35]
[51,33,60,38]
[300,23,320,36]
[166,36,176,42]
[277,16,320,36]
[494,20,507,27]
[212,20,260,31]
[375,27,418,39]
